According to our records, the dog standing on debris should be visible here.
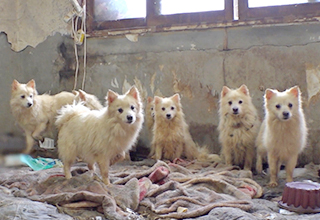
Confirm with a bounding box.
[151,94,220,162]
[10,79,75,154]
[256,86,307,187]
[56,86,144,185]
[218,85,260,170]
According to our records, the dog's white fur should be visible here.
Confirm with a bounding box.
[218,85,260,170]
[10,79,75,153]
[151,94,220,162]
[56,86,143,185]
[256,86,307,187]
[73,89,103,110]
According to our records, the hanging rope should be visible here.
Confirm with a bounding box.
[70,0,86,91]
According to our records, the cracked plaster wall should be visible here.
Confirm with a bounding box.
[1,0,320,165]
[0,0,72,51]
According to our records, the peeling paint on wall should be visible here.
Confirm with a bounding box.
[172,70,193,99]
[0,0,72,51]
[111,78,119,88]
[122,77,132,94]
[205,85,219,112]
[306,63,320,104]
[150,72,156,93]
[134,76,147,102]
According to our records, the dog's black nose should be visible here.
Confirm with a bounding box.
[232,108,238,114]
[283,111,290,119]
[27,103,32,107]
[127,115,133,123]
[166,114,171,119]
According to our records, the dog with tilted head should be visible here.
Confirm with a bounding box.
[10,79,75,154]
[55,86,144,185]
[256,86,307,187]
[218,84,260,170]
[150,94,220,162]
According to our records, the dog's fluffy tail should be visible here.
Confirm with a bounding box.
[55,102,88,129]
[196,144,222,163]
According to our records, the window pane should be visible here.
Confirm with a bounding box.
[249,0,320,8]
[94,0,146,21]
[160,0,224,15]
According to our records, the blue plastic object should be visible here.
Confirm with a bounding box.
[19,154,60,171]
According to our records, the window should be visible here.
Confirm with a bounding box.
[160,0,225,15]
[86,0,320,35]
[94,0,146,21]
[248,0,320,8]
[238,0,320,21]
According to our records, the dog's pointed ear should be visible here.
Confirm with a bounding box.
[26,79,36,89]
[288,86,300,98]
[72,90,79,95]
[79,89,87,101]
[11,79,20,91]
[147,96,153,104]
[171,94,180,103]
[239,84,249,96]
[265,89,275,100]
[154,96,162,105]
[107,90,118,104]
[128,86,140,101]
[221,86,230,97]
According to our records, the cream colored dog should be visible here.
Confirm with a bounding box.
[10,79,75,153]
[56,86,144,185]
[151,94,220,162]
[73,89,103,110]
[218,85,260,170]
[256,86,307,187]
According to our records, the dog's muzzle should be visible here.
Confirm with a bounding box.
[282,111,290,120]
[232,107,239,115]
[126,115,134,124]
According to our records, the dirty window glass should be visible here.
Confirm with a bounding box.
[160,0,224,15]
[249,0,320,8]
[94,0,146,21]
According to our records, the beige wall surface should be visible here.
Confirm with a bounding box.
[1,1,320,165]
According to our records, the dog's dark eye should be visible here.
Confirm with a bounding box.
[118,108,123,113]
[162,107,165,111]
[275,104,281,109]
[151,107,153,111]
[288,103,293,108]
[239,100,243,104]
[228,101,232,106]
[21,95,25,99]
[171,106,175,110]
[131,105,135,110]
[29,95,33,98]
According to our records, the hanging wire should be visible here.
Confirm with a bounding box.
[81,0,87,90]
[71,0,86,91]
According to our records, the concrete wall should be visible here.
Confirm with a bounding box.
[2,23,320,164]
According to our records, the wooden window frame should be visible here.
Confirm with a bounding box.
[87,0,233,35]
[86,0,320,36]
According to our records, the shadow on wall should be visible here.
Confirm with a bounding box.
[189,123,220,154]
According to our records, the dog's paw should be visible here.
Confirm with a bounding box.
[256,165,262,174]
[33,135,44,142]
[267,181,278,188]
